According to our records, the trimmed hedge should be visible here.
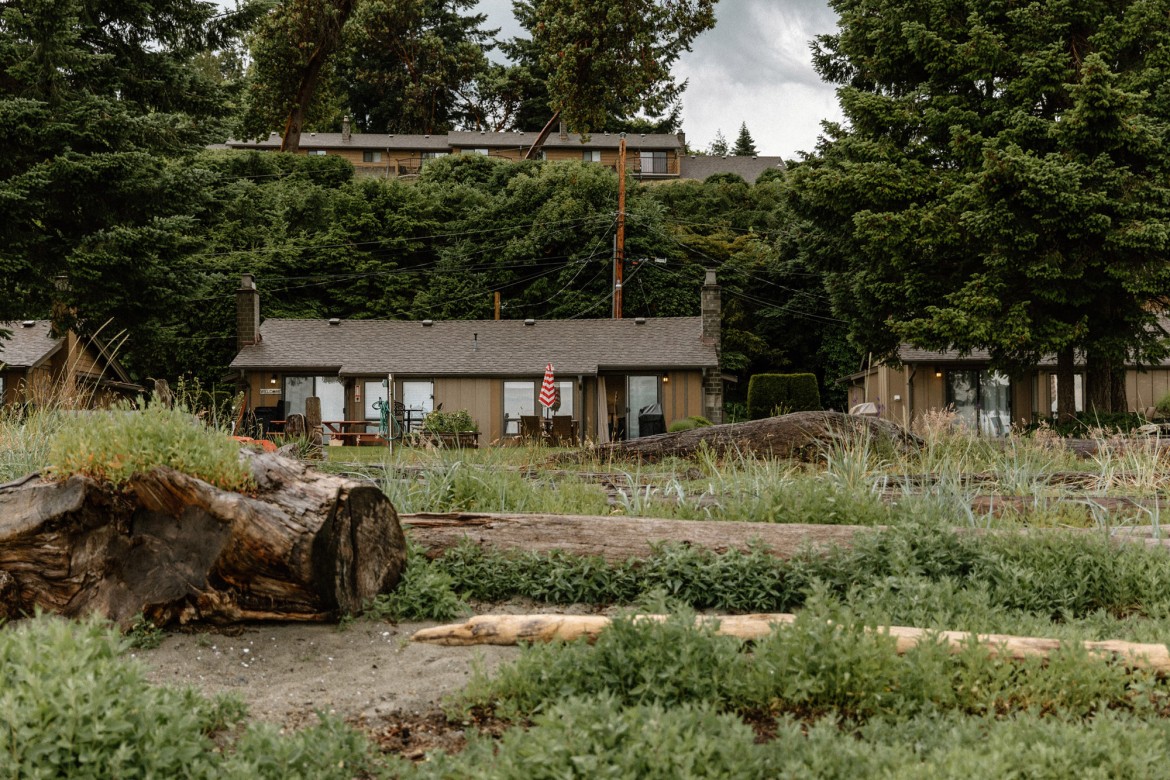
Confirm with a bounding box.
[746,373,820,419]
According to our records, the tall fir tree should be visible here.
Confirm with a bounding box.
[708,130,729,156]
[0,0,249,376]
[732,122,757,156]
[791,0,1170,417]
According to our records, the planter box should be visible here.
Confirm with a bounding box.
[417,431,480,449]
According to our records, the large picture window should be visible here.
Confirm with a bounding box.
[283,375,345,437]
[946,370,1011,436]
[639,151,668,174]
[503,381,536,437]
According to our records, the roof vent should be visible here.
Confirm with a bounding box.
[21,320,36,328]
[310,132,316,137]
[635,317,646,325]
[524,318,535,326]
[422,319,434,326]
[328,317,340,326]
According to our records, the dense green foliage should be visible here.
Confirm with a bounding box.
[792,0,1170,414]
[0,616,391,779]
[747,372,821,417]
[46,402,253,490]
[667,415,713,432]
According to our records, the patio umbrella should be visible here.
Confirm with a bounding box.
[539,363,556,417]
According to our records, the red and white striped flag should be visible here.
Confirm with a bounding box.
[539,363,557,409]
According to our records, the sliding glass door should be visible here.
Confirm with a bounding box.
[946,370,1011,436]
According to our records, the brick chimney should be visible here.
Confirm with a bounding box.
[236,274,261,352]
[342,115,352,141]
[700,269,723,423]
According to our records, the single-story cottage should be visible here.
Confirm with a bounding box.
[228,273,724,444]
[0,320,141,408]
[845,345,1170,435]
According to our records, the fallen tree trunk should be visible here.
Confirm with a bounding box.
[594,411,921,462]
[402,512,864,562]
[412,613,1170,671]
[402,511,1170,562]
[0,452,406,626]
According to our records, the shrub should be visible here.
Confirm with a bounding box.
[45,400,253,491]
[1156,392,1170,418]
[668,415,713,433]
[746,373,820,419]
[421,408,477,433]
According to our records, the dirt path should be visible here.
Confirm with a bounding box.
[137,619,520,728]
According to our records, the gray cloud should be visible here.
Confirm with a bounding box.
[473,0,843,158]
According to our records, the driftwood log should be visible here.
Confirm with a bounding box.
[412,613,1170,671]
[0,451,406,626]
[595,411,921,462]
[402,511,1170,562]
[402,512,863,562]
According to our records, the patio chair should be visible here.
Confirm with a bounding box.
[520,415,544,443]
[550,415,575,446]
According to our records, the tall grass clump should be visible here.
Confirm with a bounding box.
[0,406,65,481]
[45,400,252,491]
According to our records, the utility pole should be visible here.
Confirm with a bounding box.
[494,291,501,320]
[614,134,626,319]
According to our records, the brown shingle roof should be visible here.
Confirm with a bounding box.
[225,133,450,151]
[679,156,786,183]
[230,317,717,376]
[0,321,62,368]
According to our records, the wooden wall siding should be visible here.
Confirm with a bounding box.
[663,370,702,423]
[1128,369,1170,412]
[434,377,495,440]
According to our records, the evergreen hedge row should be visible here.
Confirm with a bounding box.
[746,373,821,419]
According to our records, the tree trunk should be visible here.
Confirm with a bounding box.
[0,452,406,627]
[402,512,865,562]
[411,613,1170,671]
[594,410,921,462]
[1056,345,1076,423]
[1086,352,1112,414]
[280,0,357,154]
[524,110,561,160]
[1111,363,1128,414]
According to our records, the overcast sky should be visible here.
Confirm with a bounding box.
[477,0,844,158]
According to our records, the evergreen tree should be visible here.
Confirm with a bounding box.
[708,130,729,156]
[791,0,1170,417]
[0,0,249,375]
[732,122,757,156]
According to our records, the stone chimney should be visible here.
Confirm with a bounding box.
[236,274,261,352]
[700,269,723,423]
[558,118,569,141]
[342,115,352,141]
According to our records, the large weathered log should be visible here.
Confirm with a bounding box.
[412,613,1170,671]
[0,452,406,626]
[402,511,1170,563]
[402,512,865,562]
[594,411,921,462]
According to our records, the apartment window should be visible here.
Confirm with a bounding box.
[639,150,668,173]
[306,150,327,156]
[362,150,383,163]
[582,150,601,163]
[464,148,489,156]
[422,152,449,159]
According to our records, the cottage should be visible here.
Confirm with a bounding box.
[228,273,723,444]
[845,345,1170,435]
[0,320,141,408]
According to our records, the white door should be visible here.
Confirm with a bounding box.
[402,380,433,432]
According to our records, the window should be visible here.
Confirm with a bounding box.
[503,381,536,437]
[1049,373,1084,414]
[362,150,383,163]
[283,376,345,438]
[627,375,660,438]
[401,380,433,431]
[552,381,573,417]
[464,148,489,156]
[306,150,327,156]
[582,150,601,163]
[945,370,1011,436]
[639,150,668,174]
[422,152,449,160]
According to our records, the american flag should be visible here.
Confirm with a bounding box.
[539,363,557,409]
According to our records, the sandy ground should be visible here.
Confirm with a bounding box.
[137,619,520,727]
